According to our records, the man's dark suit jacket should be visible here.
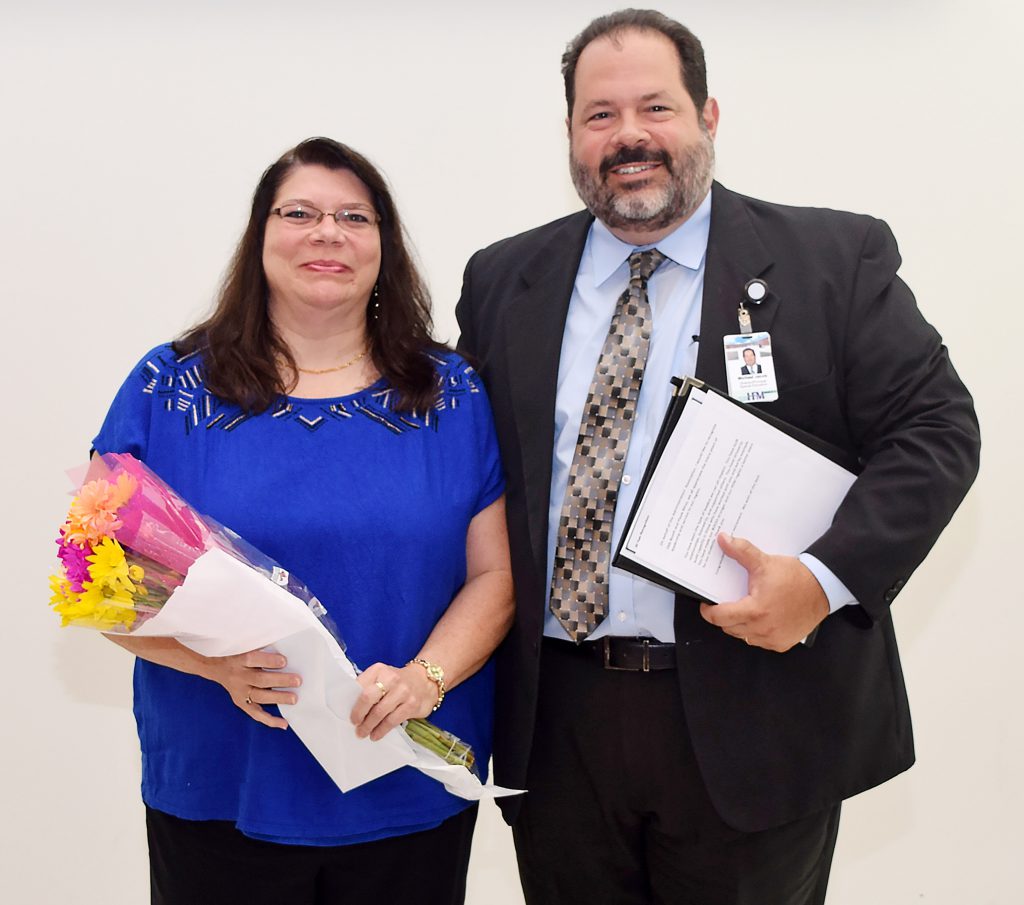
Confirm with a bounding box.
[456,183,980,832]
[741,363,762,375]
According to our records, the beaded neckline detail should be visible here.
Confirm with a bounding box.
[137,348,480,436]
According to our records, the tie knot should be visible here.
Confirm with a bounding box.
[628,248,666,283]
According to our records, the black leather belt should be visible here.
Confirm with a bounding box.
[545,636,677,671]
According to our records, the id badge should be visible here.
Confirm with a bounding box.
[724,332,779,403]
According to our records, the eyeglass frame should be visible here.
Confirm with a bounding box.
[268,201,381,230]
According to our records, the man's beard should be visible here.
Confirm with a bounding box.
[570,130,715,234]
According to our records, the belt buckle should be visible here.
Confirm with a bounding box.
[602,637,651,672]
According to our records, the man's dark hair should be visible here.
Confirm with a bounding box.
[176,137,441,414]
[561,9,709,119]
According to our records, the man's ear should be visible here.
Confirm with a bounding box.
[702,97,720,139]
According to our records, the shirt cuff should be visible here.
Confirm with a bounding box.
[799,553,858,614]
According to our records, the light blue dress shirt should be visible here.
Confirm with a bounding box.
[543,193,855,642]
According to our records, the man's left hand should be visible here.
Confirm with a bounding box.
[699,532,829,652]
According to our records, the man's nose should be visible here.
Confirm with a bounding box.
[612,113,651,148]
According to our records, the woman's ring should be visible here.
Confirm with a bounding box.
[375,680,388,701]
[244,692,253,705]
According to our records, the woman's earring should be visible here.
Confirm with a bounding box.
[371,284,380,316]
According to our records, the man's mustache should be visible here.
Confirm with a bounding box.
[599,147,672,178]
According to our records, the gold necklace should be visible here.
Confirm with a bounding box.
[294,348,369,375]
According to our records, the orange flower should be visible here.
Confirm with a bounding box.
[64,473,138,546]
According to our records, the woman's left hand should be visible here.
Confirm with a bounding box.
[350,662,440,741]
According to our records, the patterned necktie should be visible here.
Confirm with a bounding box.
[550,248,666,642]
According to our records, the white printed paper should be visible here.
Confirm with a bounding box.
[621,388,856,602]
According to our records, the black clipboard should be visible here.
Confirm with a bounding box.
[612,377,861,642]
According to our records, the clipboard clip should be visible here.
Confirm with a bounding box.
[670,375,705,394]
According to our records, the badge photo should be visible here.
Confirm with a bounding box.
[723,332,779,403]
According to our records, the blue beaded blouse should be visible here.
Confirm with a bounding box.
[93,343,505,845]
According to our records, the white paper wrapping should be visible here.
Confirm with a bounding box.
[111,549,522,800]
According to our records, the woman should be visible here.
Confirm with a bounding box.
[94,137,513,904]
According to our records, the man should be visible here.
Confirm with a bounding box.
[456,9,979,905]
[740,347,762,375]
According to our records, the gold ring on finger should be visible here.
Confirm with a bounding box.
[375,680,388,701]
[245,692,253,705]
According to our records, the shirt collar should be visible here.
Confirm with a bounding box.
[587,189,712,289]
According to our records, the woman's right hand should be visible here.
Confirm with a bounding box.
[199,649,301,730]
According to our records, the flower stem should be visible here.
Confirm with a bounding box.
[403,718,476,773]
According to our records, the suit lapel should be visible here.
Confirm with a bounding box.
[504,211,593,584]
[695,183,778,389]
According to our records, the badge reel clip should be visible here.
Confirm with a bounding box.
[737,278,767,335]
[724,278,778,403]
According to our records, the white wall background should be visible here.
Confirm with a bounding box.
[3,1,1020,902]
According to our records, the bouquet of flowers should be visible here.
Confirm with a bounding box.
[49,453,484,787]
[50,453,339,635]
